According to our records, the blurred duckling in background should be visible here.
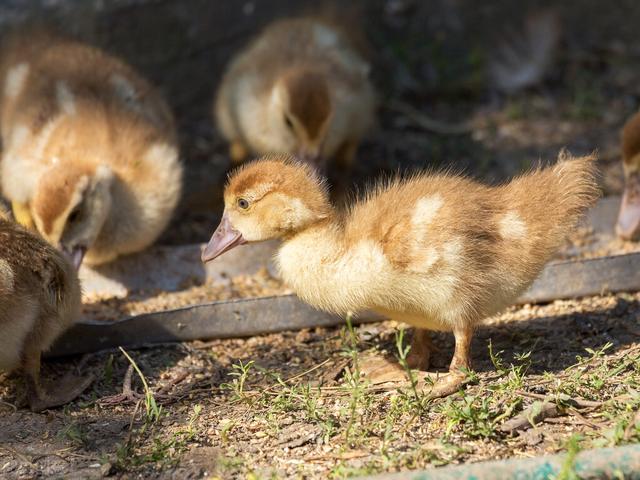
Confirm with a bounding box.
[0,209,91,411]
[0,29,183,268]
[214,16,376,169]
[202,153,598,396]
[617,111,640,240]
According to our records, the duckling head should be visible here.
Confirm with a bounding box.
[31,162,114,269]
[270,68,332,165]
[202,155,330,262]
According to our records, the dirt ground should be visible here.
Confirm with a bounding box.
[3,1,640,479]
[1,294,639,479]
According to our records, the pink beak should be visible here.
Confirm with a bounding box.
[617,178,640,241]
[62,245,87,271]
[202,212,247,263]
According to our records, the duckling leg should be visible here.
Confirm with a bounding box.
[11,201,34,229]
[22,336,94,412]
[229,140,249,164]
[426,324,472,398]
[406,328,432,370]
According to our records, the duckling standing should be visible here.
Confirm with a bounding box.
[0,29,182,267]
[0,211,91,411]
[617,111,640,240]
[202,153,598,397]
[214,16,376,168]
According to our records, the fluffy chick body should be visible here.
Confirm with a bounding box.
[214,17,375,166]
[204,154,598,395]
[0,30,182,266]
[0,212,85,411]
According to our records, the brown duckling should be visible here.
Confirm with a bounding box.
[214,16,376,169]
[0,211,91,411]
[202,153,598,397]
[0,29,182,268]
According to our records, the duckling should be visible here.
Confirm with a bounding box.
[0,211,92,411]
[0,29,182,267]
[202,153,598,397]
[617,111,640,240]
[214,16,375,168]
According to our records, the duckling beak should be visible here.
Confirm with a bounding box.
[62,245,86,270]
[617,178,640,240]
[202,212,247,263]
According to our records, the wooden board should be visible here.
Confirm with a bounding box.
[50,296,383,357]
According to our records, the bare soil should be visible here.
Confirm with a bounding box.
[1,294,639,479]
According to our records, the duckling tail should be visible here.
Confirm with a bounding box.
[501,151,600,253]
[547,150,600,221]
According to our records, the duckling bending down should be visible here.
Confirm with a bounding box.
[214,16,376,168]
[617,111,640,240]
[0,30,182,268]
[202,153,598,397]
[0,212,92,411]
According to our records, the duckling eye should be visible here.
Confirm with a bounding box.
[284,114,294,130]
[237,198,250,209]
[68,207,81,224]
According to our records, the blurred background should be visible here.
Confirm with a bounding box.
[6,0,638,242]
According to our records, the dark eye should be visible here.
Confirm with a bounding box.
[284,114,293,130]
[68,207,81,223]
[237,198,249,209]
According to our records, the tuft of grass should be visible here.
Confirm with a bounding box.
[57,422,88,447]
[488,341,532,392]
[104,354,115,387]
[119,347,162,423]
[441,394,497,439]
[555,434,583,480]
[394,327,426,410]
[342,313,368,445]
[221,360,255,402]
[115,403,203,470]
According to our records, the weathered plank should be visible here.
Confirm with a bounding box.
[518,252,640,304]
[49,295,383,357]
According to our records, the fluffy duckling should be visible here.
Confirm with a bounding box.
[0,210,91,411]
[0,30,182,267]
[202,153,598,396]
[617,111,640,240]
[214,16,375,168]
